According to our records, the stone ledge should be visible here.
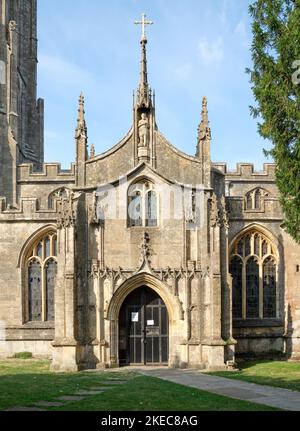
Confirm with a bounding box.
[233,319,284,328]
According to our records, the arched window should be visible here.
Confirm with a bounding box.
[25,232,57,322]
[128,180,158,228]
[229,256,243,318]
[245,188,269,211]
[28,260,42,321]
[229,229,278,320]
[128,185,143,227]
[48,187,70,209]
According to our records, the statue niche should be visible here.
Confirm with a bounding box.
[138,113,150,148]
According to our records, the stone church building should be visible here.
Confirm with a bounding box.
[0,1,300,372]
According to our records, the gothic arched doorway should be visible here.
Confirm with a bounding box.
[119,286,169,366]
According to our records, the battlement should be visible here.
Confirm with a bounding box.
[212,162,276,180]
[18,163,76,183]
[0,196,58,220]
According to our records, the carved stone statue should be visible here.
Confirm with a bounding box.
[138,113,150,147]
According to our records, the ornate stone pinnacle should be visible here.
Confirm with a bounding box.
[197,96,211,154]
[90,144,95,159]
[75,92,87,139]
[134,14,154,108]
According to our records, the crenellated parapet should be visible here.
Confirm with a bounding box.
[213,162,276,181]
[0,195,76,221]
[18,163,76,183]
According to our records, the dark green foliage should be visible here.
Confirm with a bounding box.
[248,0,300,242]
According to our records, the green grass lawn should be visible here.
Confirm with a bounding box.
[210,360,300,392]
[0,359,278,411]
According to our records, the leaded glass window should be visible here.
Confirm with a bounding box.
[128,181,158,228]
[246,258,259,318]
[229,256,243,318]
[245,188,269,211]
[128,190,143,227]
[230,229,278,320]
[45,259,57,321]
[28,260,42,321]
[26,232,57,323]
[263,257,277,318]
[146,191,158,227]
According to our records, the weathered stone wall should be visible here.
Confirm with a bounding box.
[85,133,134,187]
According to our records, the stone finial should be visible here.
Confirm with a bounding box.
[75,92,87,139]
[196,96,211,157]
[90,144,95,159]
[198,97,211,142]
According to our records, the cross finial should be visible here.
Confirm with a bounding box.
[134,13,153,42]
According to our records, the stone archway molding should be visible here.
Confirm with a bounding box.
[106,271,184,322]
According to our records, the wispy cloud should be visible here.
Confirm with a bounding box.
[38,54,94,89]
[219,0,233,27]
[198,37,224,65]
[235,20,250,47]
[172,63,193,82]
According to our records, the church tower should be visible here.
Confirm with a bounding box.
[0,0,44,207]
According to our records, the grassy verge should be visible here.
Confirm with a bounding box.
[0,359,279,411]
[210,360,300,392]
[46,374,279,411]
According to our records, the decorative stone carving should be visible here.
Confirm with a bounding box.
[136,231,153,273]
[57,192,81,229]
[90,191,105,225]
[8,21,17,48]
[49,187,70,209]
[138,113,150,147]
[210,193,220,228]
[8,21,17,32]
[220,196,229,229]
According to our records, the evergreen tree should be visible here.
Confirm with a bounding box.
[248,0,300,242]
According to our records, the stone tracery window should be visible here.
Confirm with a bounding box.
[128,181,158,227]
[26,232,57,322]
[244,188,269,211]
[48,187,70,209]
[229,230,278,320]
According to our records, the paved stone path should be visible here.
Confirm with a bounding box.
[139,368,300,411]
[5,379,128,411]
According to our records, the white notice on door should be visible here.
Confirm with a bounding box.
[147,320,155,326]
[131,312,139,322]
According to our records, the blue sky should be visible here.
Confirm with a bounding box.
[37,0,272,169]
